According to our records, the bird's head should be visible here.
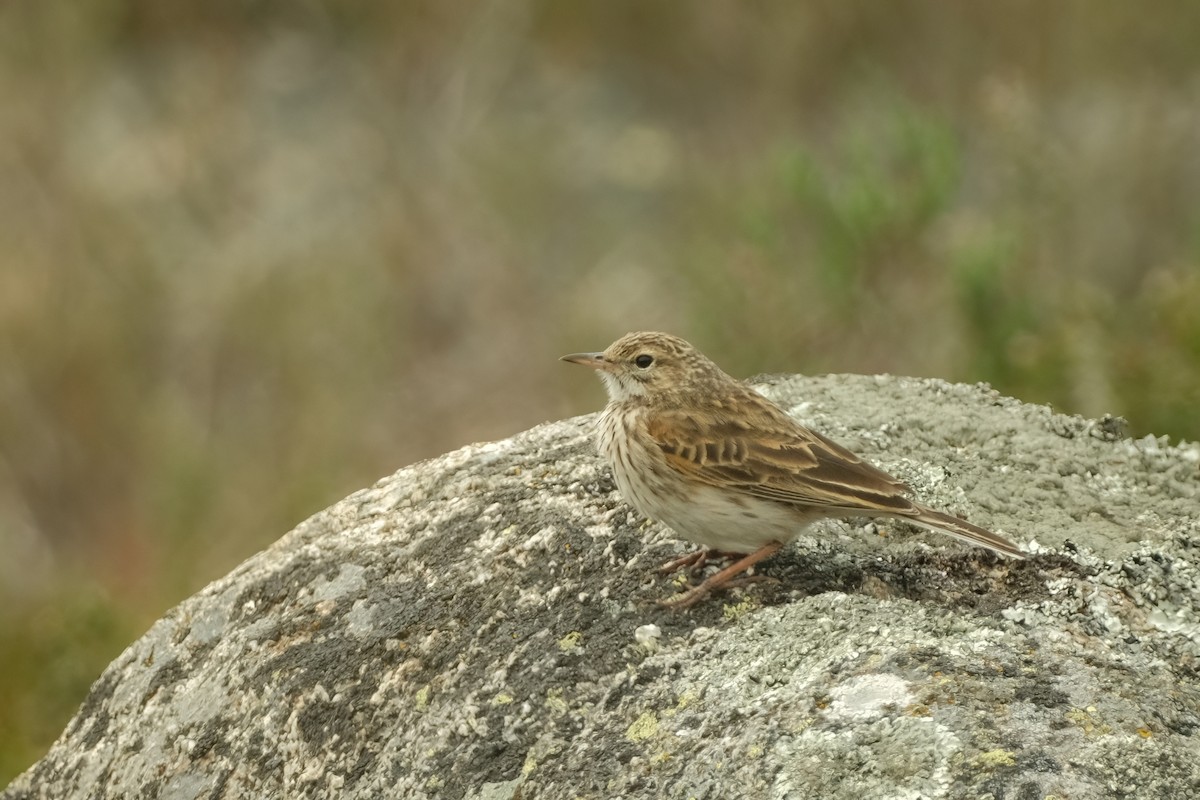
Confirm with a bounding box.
[561,331,725,403]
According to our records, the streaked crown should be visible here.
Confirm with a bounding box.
[562,331,732,403]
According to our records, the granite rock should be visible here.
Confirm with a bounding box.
[4,374,1199,799]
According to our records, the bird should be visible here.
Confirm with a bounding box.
[561,331,1024,609]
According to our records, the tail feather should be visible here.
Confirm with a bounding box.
[906,506,1025,559]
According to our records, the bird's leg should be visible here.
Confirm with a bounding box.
[656,548,744,576]
[659,541,784,609]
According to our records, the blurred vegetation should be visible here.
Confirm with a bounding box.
[3,0,1200,782]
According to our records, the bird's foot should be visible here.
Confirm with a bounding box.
[658,541,784,609]
[656,548,744,577]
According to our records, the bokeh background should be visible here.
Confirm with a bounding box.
[3,1,1200,780]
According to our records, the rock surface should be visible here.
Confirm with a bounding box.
[4,374,1199,800]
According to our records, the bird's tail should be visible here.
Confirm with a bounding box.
[905,505,1025,559]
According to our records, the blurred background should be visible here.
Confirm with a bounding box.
[3,0,1200,780]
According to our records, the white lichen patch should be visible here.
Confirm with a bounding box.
[825,674,914,723]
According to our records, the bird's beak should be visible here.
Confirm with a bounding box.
[560,351,610,371]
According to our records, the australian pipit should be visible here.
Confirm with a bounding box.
[562,331,1024,609]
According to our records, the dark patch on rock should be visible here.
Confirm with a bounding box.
[231,556,343,623]
[188,719,227,760]
[143,658,187,704]
[69,669,119,745]
[1014,681,1071,708]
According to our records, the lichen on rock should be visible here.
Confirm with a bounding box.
[4,374,1199,800]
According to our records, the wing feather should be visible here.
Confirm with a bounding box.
[646,397,914,514]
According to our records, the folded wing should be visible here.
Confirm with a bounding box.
[645,399,915,515]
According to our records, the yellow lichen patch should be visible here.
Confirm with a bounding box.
[414,685,431,709]
[782,715,815,736]
[746,744,765,759]
[661,690,697,719]
[521,751,537,777]
[626,711,659,742]
[544,688,569,715]
[557,631,583,652]
[975,749,1016,768]
[1137,727,1153,738]
[1064,706,1113,736]
[722,596,760,620]
[491,692,514,706]
[677,691,699,708]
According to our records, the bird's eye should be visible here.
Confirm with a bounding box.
[634,354,654,369]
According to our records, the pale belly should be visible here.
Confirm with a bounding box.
[626,477,812,552]
[598,405,813,553]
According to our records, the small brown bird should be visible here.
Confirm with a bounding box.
[562,331,1024,608]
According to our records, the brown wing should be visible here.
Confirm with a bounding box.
[645,396,915,515]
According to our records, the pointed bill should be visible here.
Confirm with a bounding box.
[560,352,609,370]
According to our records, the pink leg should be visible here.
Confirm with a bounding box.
[657,548,745,576]
[659,541,785,609]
